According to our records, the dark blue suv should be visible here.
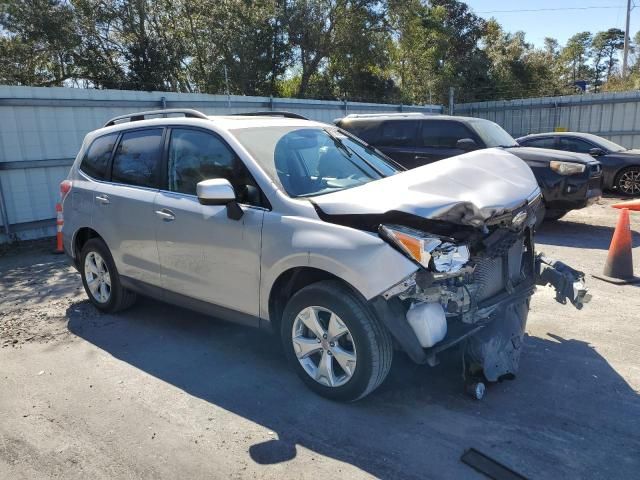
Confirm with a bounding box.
[336,114,602,221]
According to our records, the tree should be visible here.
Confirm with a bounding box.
[326,0,396,101]
[389,0,491,104]
[559,32,592,84]
[0,0,79,86]
[592,28,625,91]
[287,0,341,97]
[178,0,288,95]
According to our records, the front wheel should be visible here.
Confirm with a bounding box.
[615,166,640,196]
[281,280,393,402]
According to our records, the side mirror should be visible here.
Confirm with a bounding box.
[196,178,243,220]
[456,138,478,152]
[589,147,605,157]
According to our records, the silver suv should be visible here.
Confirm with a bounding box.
[61,109,589,401]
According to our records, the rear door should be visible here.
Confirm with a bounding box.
[416,120,480,164]
[69,133,119,244]
[93,128,164,287]
[519,136,558,150]
[153,127,264,322]
[375,120,420,167]
[558,136,596,154]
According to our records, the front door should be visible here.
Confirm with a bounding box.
[415,120,479,165]
[154,127,264,321]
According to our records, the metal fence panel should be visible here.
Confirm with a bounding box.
[456,90,640,149]
[0,85,442,243]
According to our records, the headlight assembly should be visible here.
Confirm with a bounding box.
[379,224,470,273]
[549,161,585,175]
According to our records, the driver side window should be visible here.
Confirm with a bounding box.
[168,128,261,206]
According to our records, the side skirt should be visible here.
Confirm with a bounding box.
[120,276,261,328]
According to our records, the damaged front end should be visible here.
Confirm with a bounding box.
[371,194,590,383]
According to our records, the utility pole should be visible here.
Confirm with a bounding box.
[623,0,632,77]
[449,87,455,115]
[224,65,230,108]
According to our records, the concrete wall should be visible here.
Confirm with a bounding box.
[0,86,442,243]
[456,90,640,149]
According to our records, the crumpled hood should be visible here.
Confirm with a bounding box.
[311,148,540,227]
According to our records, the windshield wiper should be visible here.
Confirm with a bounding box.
[324,128,390,177]
[323,128,352,157]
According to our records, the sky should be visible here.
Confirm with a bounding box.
[465,1,640,48]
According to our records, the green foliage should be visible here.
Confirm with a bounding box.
[0,1,636,102]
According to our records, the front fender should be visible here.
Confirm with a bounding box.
[259,213,418,320]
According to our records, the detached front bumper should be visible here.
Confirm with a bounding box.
[372,252,589,379]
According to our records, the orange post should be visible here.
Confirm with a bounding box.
[53,202,64,254]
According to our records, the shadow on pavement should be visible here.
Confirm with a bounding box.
[536,220,640,250]
[66,297,640,480]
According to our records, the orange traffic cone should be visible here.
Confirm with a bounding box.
[593,208,639,284]
[53,202,64,254]
[612,199,640,211]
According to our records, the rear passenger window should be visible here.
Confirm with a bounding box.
[523,137,556,149]
[558,137,593,154]
[111,129,163,188]
[80,133,118,180]
[420,121,474,148]
[344,122,381,144]
[379,121,418,147]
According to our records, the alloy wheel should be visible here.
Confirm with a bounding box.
[618,168,640,195]
[291,306,357,387]
[84,251,112,303]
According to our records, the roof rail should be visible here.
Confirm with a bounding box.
[342,112,431,119]
[103,108,209,127]
[231,111,309,120]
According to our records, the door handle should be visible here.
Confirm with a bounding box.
[95,195,110,204]
[155,209,175,221]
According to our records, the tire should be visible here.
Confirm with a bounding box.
[615,166,640,196]
[281,280,393,402]
[79,238,137,313]
[544,208,570,222]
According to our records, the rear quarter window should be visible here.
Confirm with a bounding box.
[79,133,118,180]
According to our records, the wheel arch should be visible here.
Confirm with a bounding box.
[267,267,364,333]
[72,227,104,263]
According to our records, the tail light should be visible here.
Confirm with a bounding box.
[60,180,73,201]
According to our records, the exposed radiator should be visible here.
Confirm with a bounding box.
[472,238,525,302]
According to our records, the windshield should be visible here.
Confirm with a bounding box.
[470,119,519,148]
[230,126,400,197]
[588,135,626,152]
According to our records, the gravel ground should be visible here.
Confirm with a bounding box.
[1,197,639,479]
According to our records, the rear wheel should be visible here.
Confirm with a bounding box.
[615,166,640,196]
[80,238,137,313]
[281,280,393,402]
